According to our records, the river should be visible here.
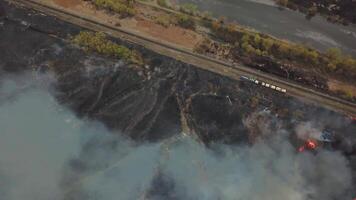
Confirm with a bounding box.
[175,0,356,56]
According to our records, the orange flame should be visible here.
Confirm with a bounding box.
[298,139,318,153]
[298,146,305,152]
[306,139,317,149]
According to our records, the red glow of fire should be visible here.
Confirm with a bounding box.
[298,139,318,153]
[298,146,305,152]
[306,139,317,149]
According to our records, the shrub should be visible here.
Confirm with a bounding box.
[206,18,356,79]
[175,14,196,30]
[72,31,143,65]
[155,15,172,27]
[179,3,198,15]
[92,0,136,17]
[337,89,354,101]
[157,0,168,8]
[201,11,213,21]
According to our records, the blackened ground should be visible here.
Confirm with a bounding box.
[1,1,356,196]
[1,0,355,145]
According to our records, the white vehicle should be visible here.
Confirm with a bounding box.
[239,76,287,94]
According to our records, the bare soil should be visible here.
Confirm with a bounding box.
[53,0,81,8]
[328,80,356,96]
[50,0,202,49]
[136,19,200,49]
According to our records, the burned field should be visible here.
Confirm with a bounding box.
[0,1,356,200]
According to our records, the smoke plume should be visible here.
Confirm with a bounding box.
[0,74,354,200]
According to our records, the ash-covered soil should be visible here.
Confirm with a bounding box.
[1,1,356,199]
[1,0,354,143]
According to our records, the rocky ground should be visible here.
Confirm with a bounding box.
[1,1,356,199]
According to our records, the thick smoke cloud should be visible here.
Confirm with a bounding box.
[161,135,353,200]
[0,74,81,200]
[0,74,354,200]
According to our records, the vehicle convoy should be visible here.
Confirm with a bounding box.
[240,76,287,93]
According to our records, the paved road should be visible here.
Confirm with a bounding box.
[8,0,356,116]
[176,0,356,56]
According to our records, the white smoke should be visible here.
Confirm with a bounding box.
[161,134,352,200]
[0,74,81,200]
[0,74,354,200]
[295,122,323,141]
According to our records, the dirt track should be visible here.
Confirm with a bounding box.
[6,0,356,116]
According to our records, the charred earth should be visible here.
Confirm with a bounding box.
[0,1,356,199]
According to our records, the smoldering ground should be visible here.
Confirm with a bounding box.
[0,74,354,200]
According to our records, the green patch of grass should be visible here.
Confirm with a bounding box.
[92,0,136,17]
[175,14,196,30]
[72,31,143,65]
[157,0,168,8]
[207,20,356,79]
[179,3,198,15]
[154,15,172,27]
[336,89,355,101]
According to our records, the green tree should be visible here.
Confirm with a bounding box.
[253,34,261,46]
[326,48,342,61]
[72,31,143,65]
[261,38,273,52]
[180,3,198,15]
[176,14,196,30]
[157,0,168,7]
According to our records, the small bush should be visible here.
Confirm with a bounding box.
[337,89,354,101]
[175,14,196,30]
[72,31,143,65]
[92,0,136,17]
[207,19,356,79]
[155,15,172,27]
[157,0,168,8]
[179,3,198,15]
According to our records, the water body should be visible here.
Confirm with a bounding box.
[176,0,356,56]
